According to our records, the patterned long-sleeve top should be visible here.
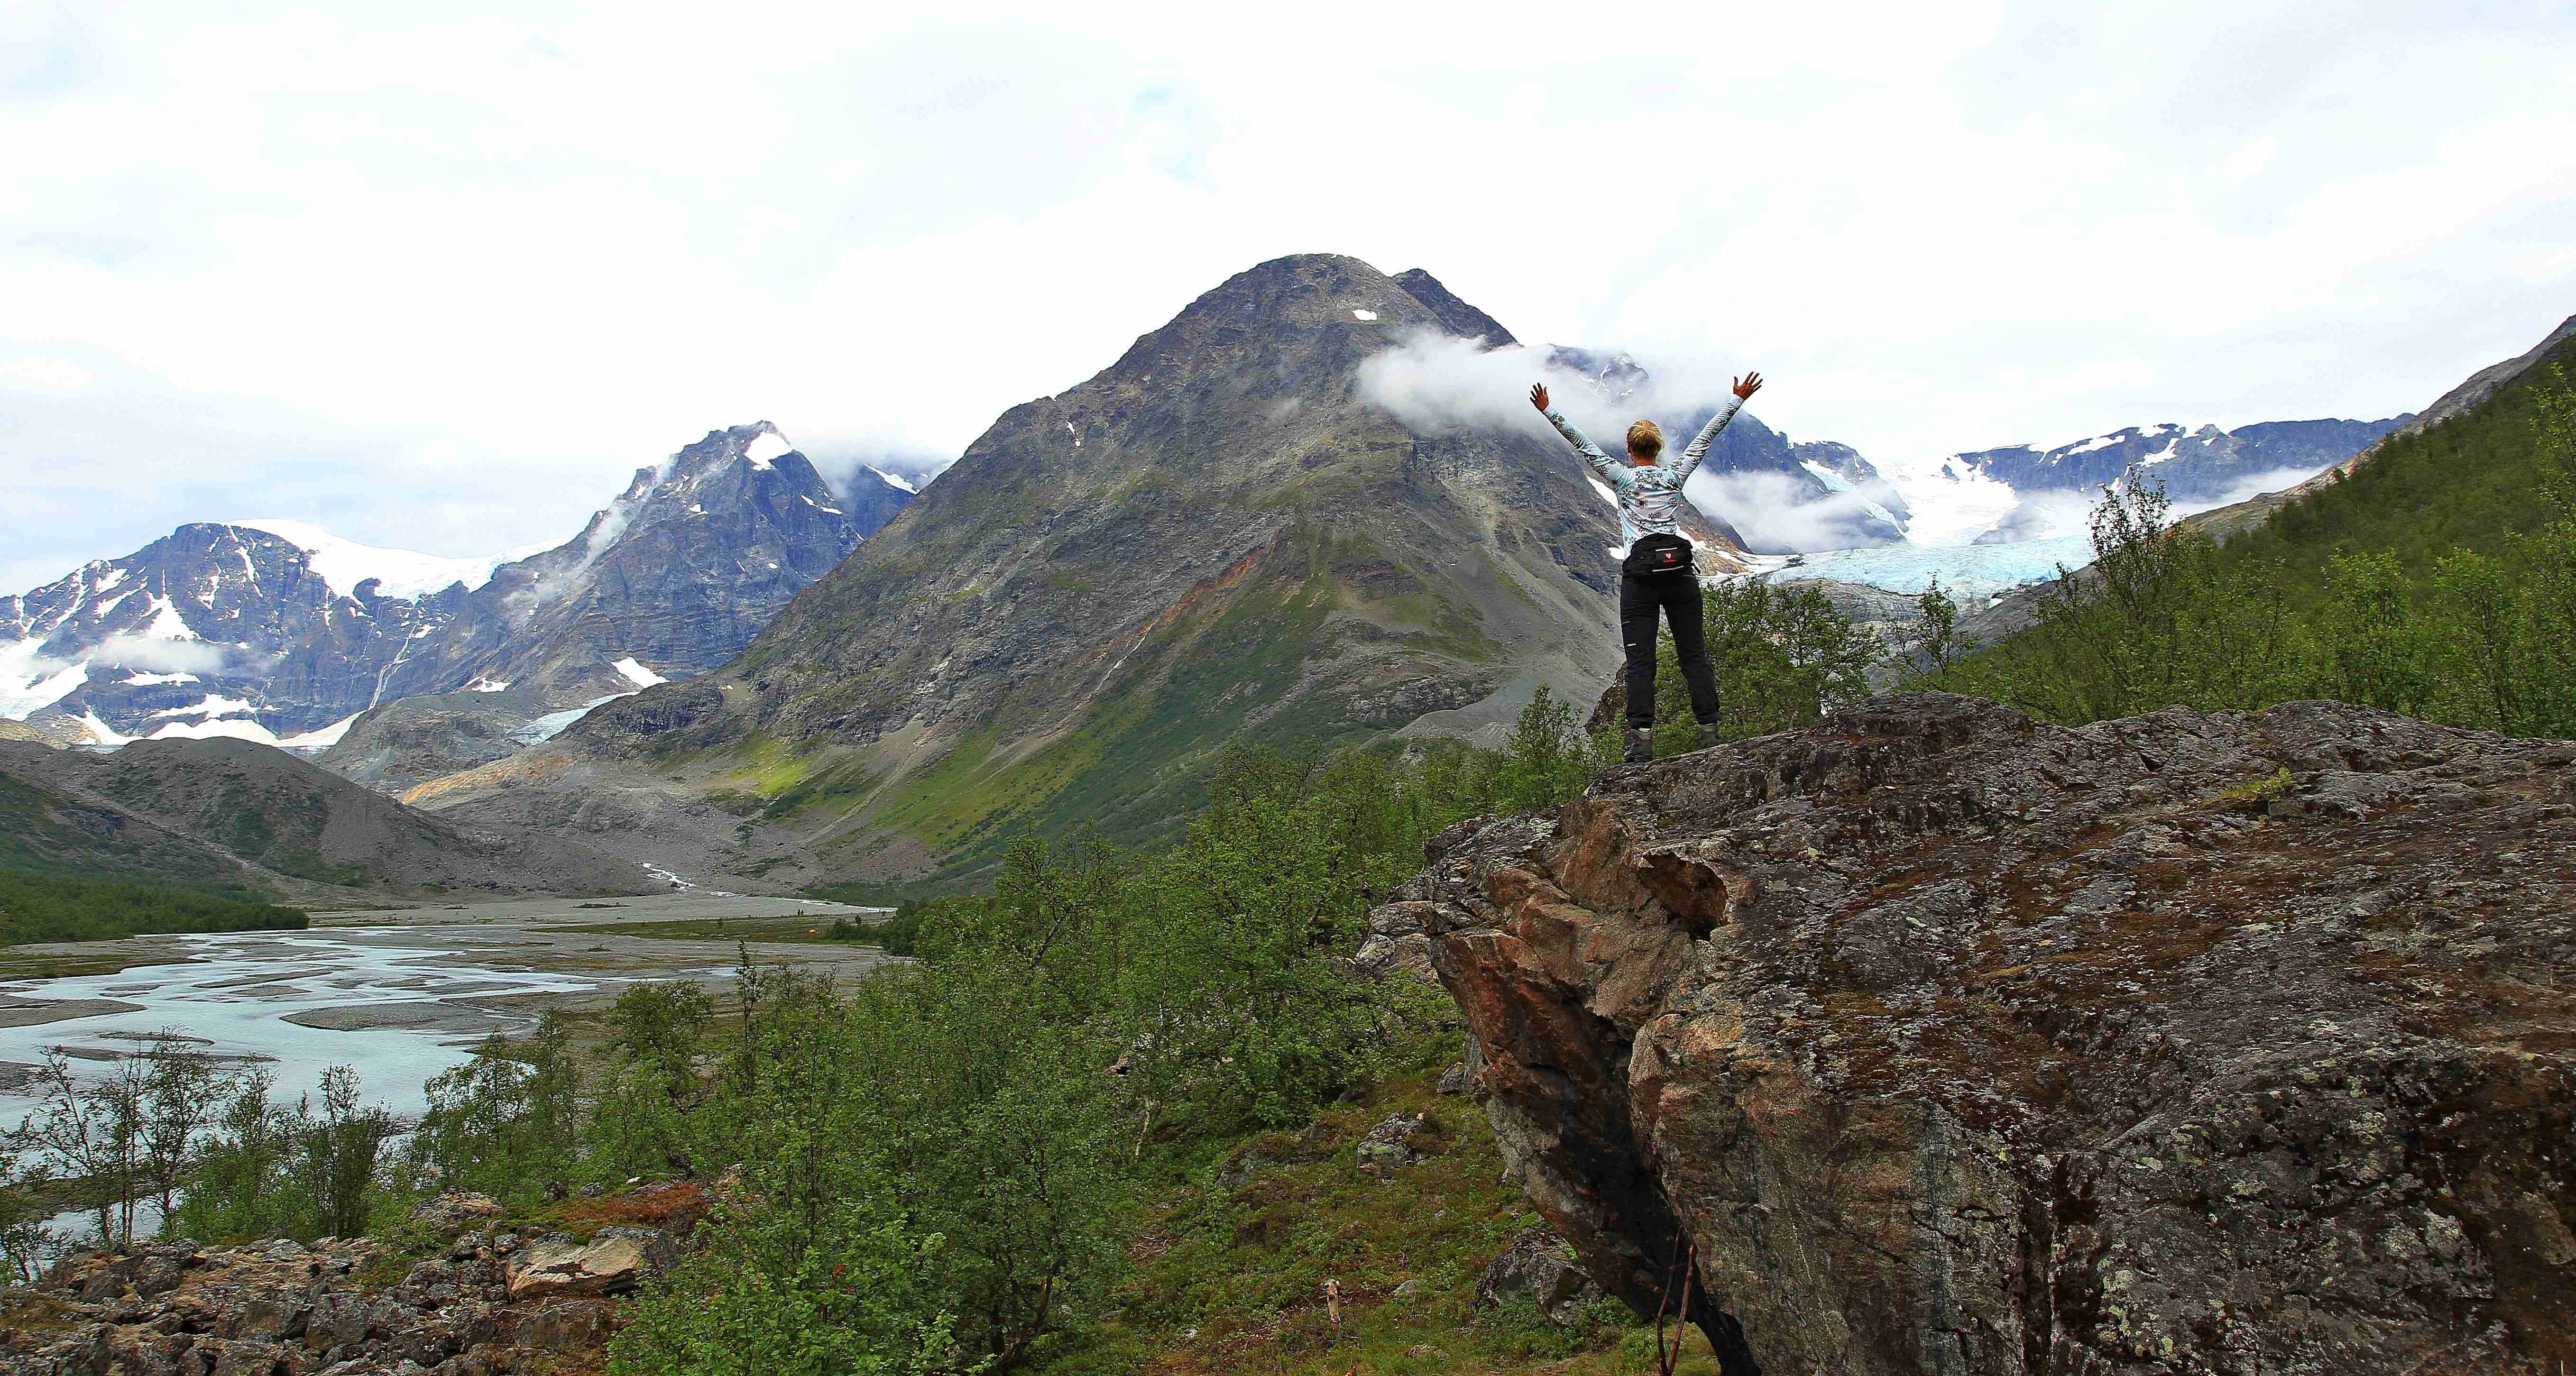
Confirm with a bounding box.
[1543,395,1745,552]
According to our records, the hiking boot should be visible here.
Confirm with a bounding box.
[1623,728,1653,764]
[1695,722,1720,751]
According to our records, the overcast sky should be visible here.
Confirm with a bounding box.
[6,0,2573,593]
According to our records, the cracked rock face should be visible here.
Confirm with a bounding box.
[1373,692,2576,1375]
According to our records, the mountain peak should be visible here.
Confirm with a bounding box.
[1392,268,1518,348]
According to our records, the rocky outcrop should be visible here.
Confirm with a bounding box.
[1474,1227,1603,1323]
[1374,692,2576,1374]
[1353,1111,1433,1178]
[0,1200,690,1376]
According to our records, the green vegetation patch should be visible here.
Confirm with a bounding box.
[0,870,306,945]
[1041,1053,1708,1376]
[1923,357,2576,738]
[534,914,881,945]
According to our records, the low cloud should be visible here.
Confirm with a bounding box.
[2192,463,2334,511]
[1354,331,1680,446]
[82,634,248,677]
[784,428,956,501]
[825,453,949,498]
[1683,469,1903,555]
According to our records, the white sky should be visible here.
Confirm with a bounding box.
[6,0,2575,594]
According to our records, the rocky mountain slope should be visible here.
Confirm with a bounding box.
[0,424,910,754]
[1373,693,2575,1373]
[0,736,647,901]
[409,254,1693,888]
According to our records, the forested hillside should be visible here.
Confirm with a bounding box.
[1916,339,2576,734]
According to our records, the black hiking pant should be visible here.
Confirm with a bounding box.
[1620,573,1719,731]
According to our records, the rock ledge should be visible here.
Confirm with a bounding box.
[1377,693,2576,1374]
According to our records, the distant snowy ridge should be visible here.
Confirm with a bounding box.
[1726,413,2406,610]
[227,518,542,601]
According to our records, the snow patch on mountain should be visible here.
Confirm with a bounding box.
[0,642,87,720]
[228,519,523,601]
[743,430,794,470]
[867,466,918,495]
[277,713,360,751]
[139,596,196,641]
[145,717,281,744]
[151,693,257,720]
[76,710,132,747]
[513,693,633,743]
[611,657,667,688]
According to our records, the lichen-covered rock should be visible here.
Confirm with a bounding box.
[1474,1227,1602,1322]
[408,1192,506,1237]
[503,1228,671,1300]
[1354,1112,1427,1178]
[1376,692,2576,1375]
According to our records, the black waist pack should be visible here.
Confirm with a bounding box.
[1622,533,1694,578]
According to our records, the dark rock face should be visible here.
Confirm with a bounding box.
[1373,693,2576,1374]
[310,690,534,794]
[1393,267,1518,347]
[1,423,908,751]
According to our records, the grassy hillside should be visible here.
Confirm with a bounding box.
[1,737,648,900]
[0,752,266,895]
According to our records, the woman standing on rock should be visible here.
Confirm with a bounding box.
[1529,371,1763,762]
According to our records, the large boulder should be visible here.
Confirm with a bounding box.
[503,1228,675,1300]
[1474,1227,1602,1322]
[1374,692,2576,1375]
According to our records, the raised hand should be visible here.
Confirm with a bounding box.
[1732,372,1765,401]
[1529,383,1551,413]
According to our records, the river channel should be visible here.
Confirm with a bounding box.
[0,893,897,1127]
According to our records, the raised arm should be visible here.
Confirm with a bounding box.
[1673,371,1765,482]
[1529,383,1623,487]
